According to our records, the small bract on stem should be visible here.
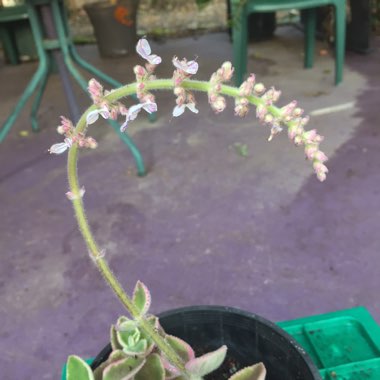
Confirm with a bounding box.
[49,38,328,380]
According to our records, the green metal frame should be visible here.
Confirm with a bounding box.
[230,0,346,86]
[0,0,146,176]
[0,5,29,64]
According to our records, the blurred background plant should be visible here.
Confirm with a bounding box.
[373,0,380,33]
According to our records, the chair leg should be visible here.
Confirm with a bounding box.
[31,62,50,132]
[231,1,249,86]
[304,7,316,69]
[334,1,346,85]
[0,59,49,142]
[0,25,19,65]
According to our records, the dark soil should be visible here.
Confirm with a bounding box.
[205,355,241,380]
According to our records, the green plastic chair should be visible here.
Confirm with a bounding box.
[230,0,346,85]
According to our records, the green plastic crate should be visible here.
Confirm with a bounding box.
[61,307,380,380]
[279,307,380,380]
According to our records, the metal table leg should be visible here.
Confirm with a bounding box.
[0,0,146,176]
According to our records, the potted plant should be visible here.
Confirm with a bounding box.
[84,0,138,57]
[49,38,328,379]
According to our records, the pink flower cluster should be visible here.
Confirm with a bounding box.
[87,79,128,125]
[49,38,328,182]
[172,56,199,117]
[208,62,234,113]
[48,116,98,155]
[210,67,328,181]
[134,38,161,106]
[283,102,328,181]
[256,93,328,181]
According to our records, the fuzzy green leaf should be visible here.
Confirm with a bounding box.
[135,353,165,380]
[111,325,123,351]
[228,363,266,380]
[66,355,94,380]
[103,357,145,380]
[123,339,148,356]
[133,281,151,316]
[185,345,227,377]
[166,335,195,362]
[94,350,127,380]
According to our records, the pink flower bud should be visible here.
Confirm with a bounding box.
[300,116,310,127]
[174,87,185,96]
[254,83,265,95]
[314,150,328,162]
[208,93,217,103]
[134,65,146,78]
[313,161,329,182]
[239,74,255,97]
[294,135,303,145]
[57,126,65,135]
[86,137,98,149]
[287,125,298,140]
[221,61,234,81]
[293,108,303,117]
[264,114,274,124]
[304,144,318,160]
[234,104,249,117]
[281,101,297,116]
[211,96,226,113]
[256,105,267,121]
[88,79,103,100]
[303,129,319,144]
[66,186,85,201]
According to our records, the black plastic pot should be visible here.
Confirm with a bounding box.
[84,0,138,58]
[91,306,321,380]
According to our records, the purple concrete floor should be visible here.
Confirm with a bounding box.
[0,30,380,378]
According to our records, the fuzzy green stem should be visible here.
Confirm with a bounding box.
[67,78,274,375]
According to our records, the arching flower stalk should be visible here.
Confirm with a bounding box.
[50,38,329,380]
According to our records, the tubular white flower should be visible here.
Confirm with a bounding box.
[173,103,199,117]
[86,106,110,125]
[172,57,199,75]
[136,38,162,65]
[120,101,158,132]
[48,138,73,154]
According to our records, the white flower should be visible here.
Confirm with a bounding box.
[172,57,198,75]
[173,103,199,117]
[48,138,73,154]
[120,101,158,132]
[66,186,86,200]
[86,106,110,125]
[136,38,162,65]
